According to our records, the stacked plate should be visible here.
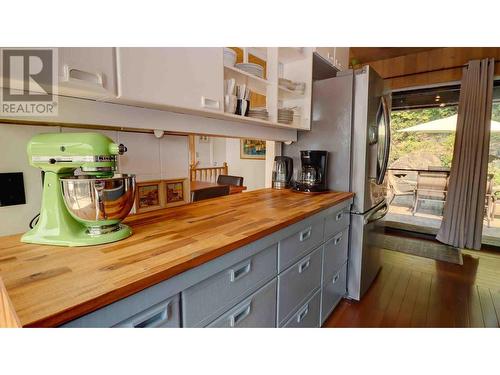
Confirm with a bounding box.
[235,63,264,78]
[248,107,269,120]
[278,108,294,124]
[279,77,306,94]
[223,48,237,67]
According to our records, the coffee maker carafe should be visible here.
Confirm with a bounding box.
[293,150,328,193]
[272,156,293,189]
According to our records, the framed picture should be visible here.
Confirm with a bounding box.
[135,180,164,213]
[164,178,189,207]
[240,139,266,160]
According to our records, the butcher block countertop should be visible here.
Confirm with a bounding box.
[0,189,353,327]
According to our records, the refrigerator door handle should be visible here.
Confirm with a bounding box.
[376,95,391,185]
[364,200,389,224]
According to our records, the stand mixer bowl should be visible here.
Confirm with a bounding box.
[60,174,136,235]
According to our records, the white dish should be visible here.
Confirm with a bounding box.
[223,48,237,67]
[235,63,264,78]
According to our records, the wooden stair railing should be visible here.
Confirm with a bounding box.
[190,162,228,183]
[0,277,21,328]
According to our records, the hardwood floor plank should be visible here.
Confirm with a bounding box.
[468,286,485,327]
[410,272,432,327]
[380,268,412,327]
[478,286,499,327]
[395,271,421,327]
[491,290,500,325]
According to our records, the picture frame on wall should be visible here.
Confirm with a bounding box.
[164,178,189,207]
[240,139,266,160]
[135,180,164,213]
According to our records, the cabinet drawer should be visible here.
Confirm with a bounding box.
[207,279,277,328]
[324,204,350,240]
[322,227,349,280]
[114,294,180,328]
[277,245,322,324]
[182,244,277,327]
[279,218,324,271]
[282,289,321,328]
[321,263,347,324]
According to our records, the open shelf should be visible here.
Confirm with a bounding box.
[278,85,305,99]
[224,65,270,95]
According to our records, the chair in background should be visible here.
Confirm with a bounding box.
[387,171,416,206]
[216,174,244,187]
[190,162,228,183]
[190,185,230,202]
[412,171,449,215]
[485,174,496,227]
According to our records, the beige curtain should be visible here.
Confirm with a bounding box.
[436,58,495,250]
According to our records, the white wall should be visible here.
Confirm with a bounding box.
[0,124,59,237]
[225,138,266,191]
[0,124,189,236]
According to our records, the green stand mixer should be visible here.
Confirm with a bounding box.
[21,132,136,247]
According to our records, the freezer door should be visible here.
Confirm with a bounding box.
[347,199,388,301]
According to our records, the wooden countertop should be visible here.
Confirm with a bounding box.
[0,189,353,327]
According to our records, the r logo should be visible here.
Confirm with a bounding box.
[2,49,53,101]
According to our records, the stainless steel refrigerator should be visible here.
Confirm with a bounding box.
[283,65,391,301]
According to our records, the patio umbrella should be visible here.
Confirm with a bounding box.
[398,114,500,133]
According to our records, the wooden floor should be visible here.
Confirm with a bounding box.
[324,245,500,328]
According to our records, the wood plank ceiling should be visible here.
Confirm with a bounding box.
[349,47,441,64]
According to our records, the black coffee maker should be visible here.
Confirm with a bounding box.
[293,150,328,193]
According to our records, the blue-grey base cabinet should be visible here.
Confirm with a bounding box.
[62,197,352,328]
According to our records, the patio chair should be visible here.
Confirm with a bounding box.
[412,171,449,215]
[387,171,416,206]
[485,174,496,227]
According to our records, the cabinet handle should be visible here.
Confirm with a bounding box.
[121,300,171,328]
[300,227,312,242]
[201,96,220,110]
[332,273,340,284]
[334,233,343,245]
[229,302,252,327]
[335,212,343,221]
[229,261,252,282]
[298,257,311,274]
[296,303,310,323]
[64,65,103,86]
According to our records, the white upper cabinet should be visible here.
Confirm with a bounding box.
[58,48,117,100]
[313,47,350,71]
[114,48,223,112]
[333,48,349,71]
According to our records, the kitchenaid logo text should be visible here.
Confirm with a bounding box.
[1,48,58,116]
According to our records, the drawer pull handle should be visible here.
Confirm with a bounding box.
[65,66,103,86]
[229,261,252,282]
[124,301,171,328]
[201,96,221,110]
[300,227,312,242]
[332,274,340,284]
[298,257,311,274]
[229,302,252,327]
[296,304,310,323]
[334,234,343,245]
[335,212,343,221]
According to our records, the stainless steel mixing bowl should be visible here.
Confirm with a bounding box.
[60,174,136,234]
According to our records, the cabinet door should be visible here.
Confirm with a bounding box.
[314,47,336,67]
[58,47,117,100]
[116,47,223,112]
[334,47,350,71]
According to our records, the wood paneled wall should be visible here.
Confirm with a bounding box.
[366,47,500,90]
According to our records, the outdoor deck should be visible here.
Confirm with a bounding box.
[384,195,500,247]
